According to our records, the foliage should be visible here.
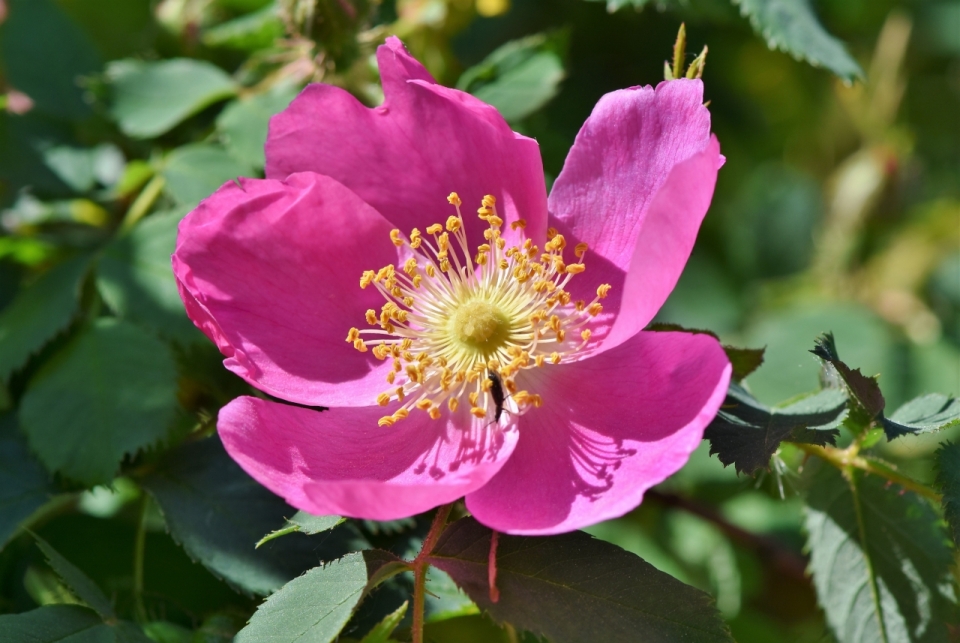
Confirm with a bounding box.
[0,0,957,641]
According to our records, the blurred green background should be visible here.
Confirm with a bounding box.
[0,0,957,641]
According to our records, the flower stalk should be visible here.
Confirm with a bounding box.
[410,503,455,643]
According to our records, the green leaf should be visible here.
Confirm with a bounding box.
[882,394,960,439]
[202,4,285,51]
[42,144,126,193]
[359,600,407,643]
[804,461,955,643]
[216,85,300,168]
[257,512,345,548]
[733,0,863,82]
[428,517,733,643]
[0,255,92,381]
[811,332,886,419]
[96,209,200,343]
[935,441,960,548]
[0,605,152,643]
[458,33,566,123]
[704,383,845,475]
[0,414,54,549]
[142,436,364,596]
[0,0,101,119]
[33,535,114,618]
[235,550,407,643]
[20,318,179,485]
[107,59,238,139]
[161,144,254,207]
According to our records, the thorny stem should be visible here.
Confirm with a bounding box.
[411,503,455,643]
[795,442,941,502]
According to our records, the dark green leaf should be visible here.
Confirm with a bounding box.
[0,414,54,548]
[33,535,114,618]
[142,436,364,596]
[202,4,285,51]
[235,550,407,643]
[428,517,733,643]
[359,600,407,643]
[733,0,863,82]
[107,59,238,139]
[96,209,200,343]
[216,85,300,168]
[458,33,566,123]
[161,144,254,207]
[0,605,151,643]
[811,332,886,419]
[804,461,955,643]
[0,255,91,381]
[0,0,101,119]
[19,318,179,485]
[704,383,845,475]
[882,394,960,439]
[935,441,960,548]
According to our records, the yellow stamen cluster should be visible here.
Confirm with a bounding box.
[347,192,611,427]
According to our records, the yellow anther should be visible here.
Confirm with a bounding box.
[396,387,405,401]
[483,228,495,240]
[597,284,612,299]
[499,259,509,270]
[535,354,545,367]
[470,407,487,419]
[547,227,558,239]
[566,263,586,274]
[373,345,390,360]
[438,232,450,251]
[510,219,527,230]
[446,215,461,232]
[375,265,394,282]
[475,252,488,265]
[429,407,442,420]
[448,398,459,412]
[439,258,451,272]
[403,258,418,276]
[346,327,360,342]
[403,296,414,306]
[401,338,413,350]
[558,291,571,305]
[550,352,561,364]
[575,300,586,312]
[389,229,404,246]
[574,242,588,258]
[588,302,603,316]
[482,194,497,208]
[353,339,368,352]
[393,358,402,371]
[425,264,436,277]
[365,309,378,325]
[360,271,376,289]
[416,399,433,411]
[447,192,462,206]
[487,215,503,228]
[529,394,543,408]
[377,392,391,406]
[554,259,566,273]
[386,370,396,383]
[378,415,395,427]
[468,391,480,407]
[393,408,409,421]
[412,274,423,287]
[495,237,506,250]
[409,228,422,249]
[426,223,443,235]
[556,329,565,342]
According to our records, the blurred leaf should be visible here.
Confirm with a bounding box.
[42,144,126,193]
[217,85,300,168]
[161,144,254,207]
[0,255,92,381]
[732,0,863,82]
[19,318,179,485]
[458,33,566,123]
[811,332,885,419]
[359,600,407,643]
[0,0,101,119]
[57,0,155,60]
[935,441,960,548]
[804,461,955,643]
[0,414,53,549]
[704,384,845,475]
[0,604,152,643]
[428,517,733,643]
[96,208,200,343]
[202,4,284,51]
[33,535,114,618]
[142,436,364,596]
[142,621,193,643]
[235,550,407,643]
[881,394,960,439]
[107,59,238,139]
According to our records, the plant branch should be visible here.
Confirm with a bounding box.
[411,503,455,643]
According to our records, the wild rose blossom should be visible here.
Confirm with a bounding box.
[172,37,731,535]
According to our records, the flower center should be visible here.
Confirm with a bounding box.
[346,193,611,427]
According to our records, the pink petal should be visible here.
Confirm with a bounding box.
[265,37,547,247]
[173,172,401,407]
[219,396,520,520]
[547,80,720,352]
[465,331,731,535]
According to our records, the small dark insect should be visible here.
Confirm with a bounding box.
[487,370,506,422]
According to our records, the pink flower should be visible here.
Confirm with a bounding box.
[173,37,731,535]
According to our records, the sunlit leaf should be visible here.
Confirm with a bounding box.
[19,318,179,485]
[107,59,237,139]
[428,518,733,643]
[882,394,960,439]
[804,461,955,643]
[733,0,863,82]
